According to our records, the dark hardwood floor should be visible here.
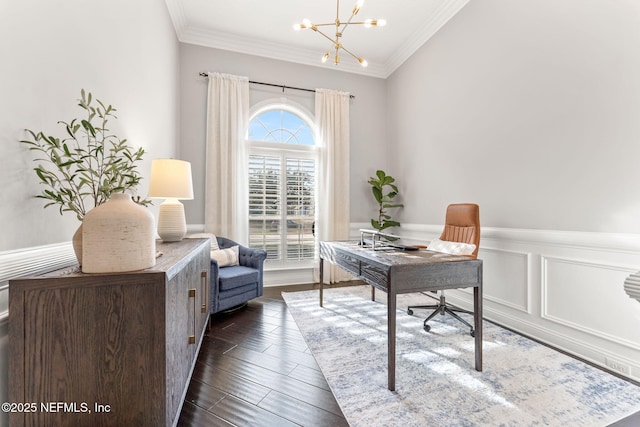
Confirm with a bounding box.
[178,283,640,427]
[177,283,349,427]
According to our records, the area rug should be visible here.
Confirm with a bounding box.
[282,285,640,426]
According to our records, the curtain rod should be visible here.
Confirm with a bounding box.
[198,72,355,99]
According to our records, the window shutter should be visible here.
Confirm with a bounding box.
[248,154,281,261]
[285,158,316,261]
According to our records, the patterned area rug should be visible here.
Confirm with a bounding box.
[282,285,640,427]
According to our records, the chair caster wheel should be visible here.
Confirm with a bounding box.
[407,309,414,315]
[424,324,431,332]
[470,330,475,338]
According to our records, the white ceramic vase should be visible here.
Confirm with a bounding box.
[82,193,156,273]
[72,223,83,265]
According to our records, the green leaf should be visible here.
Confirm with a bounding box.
[382,176,395,185]
[371,187,383,203]
[381,220,400,229]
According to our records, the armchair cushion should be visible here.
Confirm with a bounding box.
[218,265,259,291]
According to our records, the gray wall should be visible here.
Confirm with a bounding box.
[179,44,388,227]
[0,0,181,252]
[0,1,180,424]
[387,0,640,234]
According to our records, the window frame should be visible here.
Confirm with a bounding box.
[246,100,319,270]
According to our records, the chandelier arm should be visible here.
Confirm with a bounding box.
[340,44,361,61]
[340,10,358,34]
[313,27,339,46]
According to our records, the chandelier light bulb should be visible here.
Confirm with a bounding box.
[364,19,386,28]
[294,19,312,30]
[322,52,330,63]
[358,58,368,67]
[353,0,365,15]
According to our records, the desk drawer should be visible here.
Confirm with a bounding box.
[335,251,361,277]
[361,264,389,289]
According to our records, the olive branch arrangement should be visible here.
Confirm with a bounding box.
[20,89,150,221]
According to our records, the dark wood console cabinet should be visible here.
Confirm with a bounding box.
[8,238,210,426]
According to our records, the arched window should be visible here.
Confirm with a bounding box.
[247,101,317,268]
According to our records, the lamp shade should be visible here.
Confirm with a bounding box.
[148,159,194,200]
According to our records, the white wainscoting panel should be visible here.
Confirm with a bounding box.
[542,256,640,349]
[481,248,530,314]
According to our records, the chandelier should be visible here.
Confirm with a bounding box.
[293,0,386,67]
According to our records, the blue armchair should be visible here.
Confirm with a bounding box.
[210,237,267,314]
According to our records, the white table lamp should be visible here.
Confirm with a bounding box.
[148,159,194,242]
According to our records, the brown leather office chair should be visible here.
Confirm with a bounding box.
[407,203,480,336]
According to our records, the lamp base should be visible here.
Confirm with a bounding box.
[157,199,187,242]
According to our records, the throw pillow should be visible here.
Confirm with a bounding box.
[211,245,239,267]
[428,238,476,255]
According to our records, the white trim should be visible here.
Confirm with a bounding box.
[383,0,471,76]
[0,242,77,322]
[540,255,640,351]
[264,267,314,287]
[392,223,640,253]
[0,242,77,283]
[5,223,640,380]
[165,0,470,79]
[479,247,531,314]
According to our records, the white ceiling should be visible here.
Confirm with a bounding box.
[166,0,470,78]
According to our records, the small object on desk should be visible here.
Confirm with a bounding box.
[389,244,419,251]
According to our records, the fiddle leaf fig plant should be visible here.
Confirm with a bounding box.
[368,170,404,232]
[20,89,151,221]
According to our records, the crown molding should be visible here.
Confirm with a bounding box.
[383,0,471,76]
[179,26,387,78]
[165,0,187,39]
[166,0,469,79]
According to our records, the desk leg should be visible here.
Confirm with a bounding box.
[474,277,483,372]
[319,258,324,307]
[387,292,396,391]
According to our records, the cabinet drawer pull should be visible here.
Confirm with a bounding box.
[188,288,196,344]
[201,270,208,313]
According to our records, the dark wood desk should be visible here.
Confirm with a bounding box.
[318,241,483,391]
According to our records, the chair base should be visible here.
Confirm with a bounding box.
[221,301,249,313]
[408,294,475,337]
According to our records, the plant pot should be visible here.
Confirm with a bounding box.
[81,193,156,273]
[72,223,83,266]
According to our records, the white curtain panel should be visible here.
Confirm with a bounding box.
[204,72,250,244]
[315,88,352,283]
